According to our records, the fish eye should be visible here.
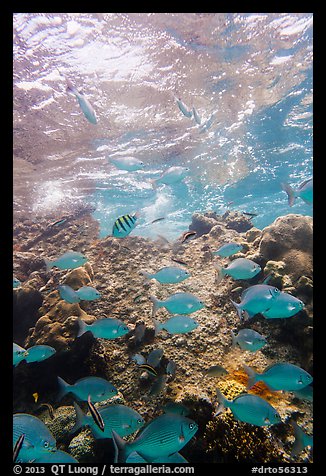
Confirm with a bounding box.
[189,423,195,430]
[274,288,280,293]
[137,418,143,424]
[43,441,49,448]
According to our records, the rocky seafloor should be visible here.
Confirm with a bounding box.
[13,210,313,464]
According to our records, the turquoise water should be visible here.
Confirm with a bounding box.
[90,69,313,240]
[13,13,313,240]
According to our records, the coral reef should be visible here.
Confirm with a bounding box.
[13,211,313,463]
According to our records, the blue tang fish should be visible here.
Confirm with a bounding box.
[45,251,88,271]
[150,166,190,189]
[57,375,118,402]
[244,362,313,391]
[66,78,97,124]
[58,284,80,304]
[141,266,190,284]
[231,284,281,321]
[112,213,139,238]
[212,242,243,258]
[150,292,205,317]
[13,343,29,367]
[76,286,101,301]
[77,317,130,339]
[281,178,313,206]
[262,292,304,319]
[214,258,261,284]
[111,413,198,462]
[29,449,78,463]
[71,402,145,440]
[24,345,56,364]
[290,420,313,457]
[13,413,56,461]
[231,328,267,352]
[110,156,145,172]
[13,277,21,288]
[153,315,198,335]
[215,389,281,426]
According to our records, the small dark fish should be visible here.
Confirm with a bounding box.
[147,348,164,368]
[243,212,258,218]
[203,365,228,377]
[49,217,68,228]
[148,374,168,398]
[39,403,55,420]
[13,434,25,462]
[139,364,158,377]
[150,217,165,224]
[171,258,188,266]
[166,360,176,377]
[180,231,197,244]
[226,201,234,207]
[134,322,146,344]
[133,294,143,303]
[87,395,105,432]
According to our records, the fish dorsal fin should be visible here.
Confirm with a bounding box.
[232,392,248,402]
[240,287,251,299]
[261,362,278,373]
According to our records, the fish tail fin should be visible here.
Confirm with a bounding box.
[213,263,224,284]
[230,329,237,347]
[230,299,244,322]
[140,270,151,282]
[70,402,88,434]
[215,387,230,416]
[149,178,158,190]
[281,182,296,206]
[243,364,257,389]
[111,429,129,463]
[77,317,89,337]
[153,319,163,336]
[149,295,161,318]
[56,376,70,401]
[44,259,53,272]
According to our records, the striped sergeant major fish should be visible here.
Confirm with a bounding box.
[112,212,140,238]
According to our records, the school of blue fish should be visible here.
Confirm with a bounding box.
[13,79,313,464]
